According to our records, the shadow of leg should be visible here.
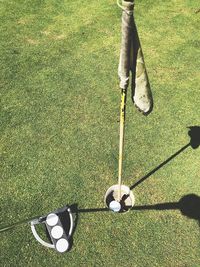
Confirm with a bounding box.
[131,194,200,227]
[130,126,200,190]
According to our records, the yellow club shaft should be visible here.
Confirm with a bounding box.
[118,88,127,201]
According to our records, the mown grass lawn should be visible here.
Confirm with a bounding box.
[0,0,200,266]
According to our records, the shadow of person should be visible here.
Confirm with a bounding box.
[130,126,200,190]
[188,126,200,149]
[132,194,200,227]
[179,194,200,223]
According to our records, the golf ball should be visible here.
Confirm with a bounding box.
[109,200,121,212]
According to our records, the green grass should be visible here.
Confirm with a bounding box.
[0,0,200,266]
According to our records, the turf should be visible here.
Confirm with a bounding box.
[0,0,200,266]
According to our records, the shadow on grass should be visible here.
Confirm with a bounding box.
[72,194,200,228]
[1,194,199,240]
[131,194,200,227]
[1,128,199,235]
[130,126,200,190]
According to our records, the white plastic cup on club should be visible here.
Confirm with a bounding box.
[46,213,59,226]
[56,238,69,253]
[51,225,64,239]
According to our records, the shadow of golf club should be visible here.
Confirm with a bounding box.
[131,193,200,227]
[71,206,109,213]
[130,126,200,190]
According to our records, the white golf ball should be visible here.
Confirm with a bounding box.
[51,225,63,239]
[46,213,58,226]
[56,238,69,253]
[109,200,121,212]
